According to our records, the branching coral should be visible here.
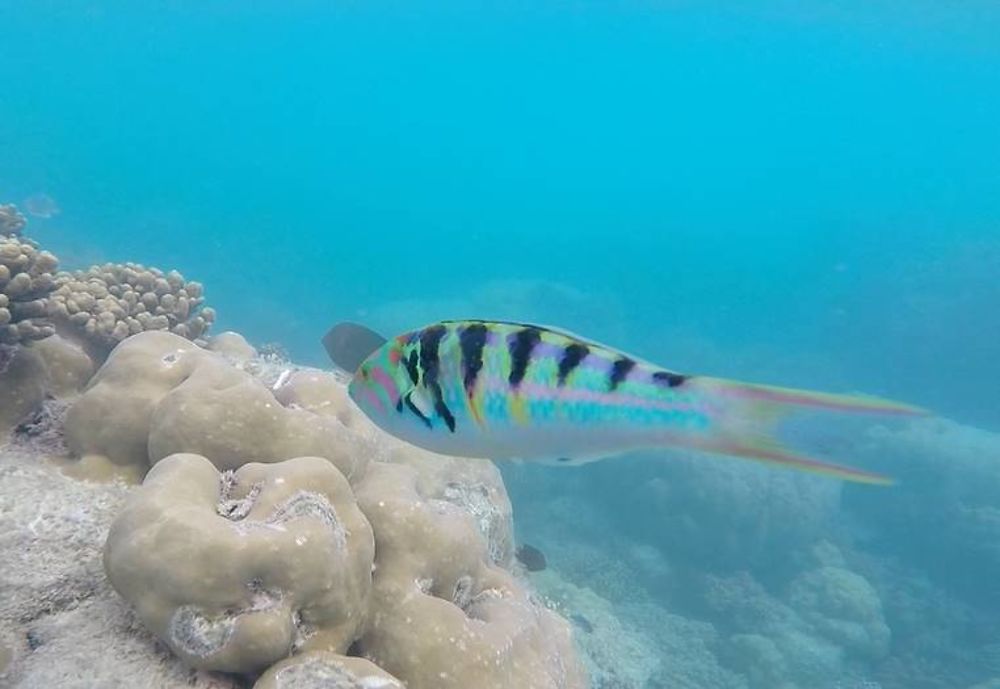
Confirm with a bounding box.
[0,204,27,237]
[0,236,58,345]
[47,262,215,362]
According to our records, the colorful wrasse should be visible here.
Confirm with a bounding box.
[334,320,927,485]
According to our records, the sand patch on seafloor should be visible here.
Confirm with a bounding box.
[0,444,240,689]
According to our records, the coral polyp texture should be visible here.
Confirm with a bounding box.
[48,262,215,362]
[104,454,375,673]
[0,236,59,346]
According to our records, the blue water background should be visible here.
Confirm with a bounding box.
[3,3,1000,688]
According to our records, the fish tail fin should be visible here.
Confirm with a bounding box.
[685,377,928,485]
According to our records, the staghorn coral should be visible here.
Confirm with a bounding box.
[0,204,27,237]
[104,454,375,674]
[253,651,404,689]
[47,262,215,362]
[0,235,58,346]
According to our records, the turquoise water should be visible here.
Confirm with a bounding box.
[4,3,1000,687]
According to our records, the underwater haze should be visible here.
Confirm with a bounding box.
[3,2,1000,688]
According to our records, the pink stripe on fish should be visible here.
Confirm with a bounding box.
[370,366,399,406]
[357,385,386,414]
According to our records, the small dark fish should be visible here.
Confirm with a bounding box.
[515,543,547,572]
[26,629,43,650]
[570,613,594,633]
[321,321,387,373]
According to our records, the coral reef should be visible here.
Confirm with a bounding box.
[14,229,999,688]
[64,332,366,481]
[0,204,27,237]
[786,565,890,661]
[48,262,215,362]
[0,225,216,442]
[352,460,580,689]
[0,345,49,436]
[0,235,59,346]
[105,454,375,673]
[573,448,843,573]
[1,323,587,687]
[253,652,404,689]
[0,444,240,689]
[206,330,259,363]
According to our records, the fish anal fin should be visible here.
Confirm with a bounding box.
[700,436,893,485]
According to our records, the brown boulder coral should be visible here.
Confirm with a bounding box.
[354,461,584,689]
[64,331,364,481]
[86,330,586,687]
[104,454,375,673]
[253,651,405,689]
[0,235,64,434]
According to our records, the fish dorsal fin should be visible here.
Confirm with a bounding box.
[321,322,387,373]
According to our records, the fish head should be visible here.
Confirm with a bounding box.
[348,338,406,417]
[347,334,438,441]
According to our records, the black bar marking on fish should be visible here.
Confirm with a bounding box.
[652,370,688,387]
[557,343,589,386]
[430,383,457,433]
[404,392,432,428]
[609,357,636,391]
[395,397,403,413]
[418,325,456,433]
[405,350,420,385]
[418,325,447,383]
[459,323,489,394]
[508,327,542,388]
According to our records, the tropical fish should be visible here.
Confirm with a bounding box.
[515,543,548,572]
[324,320,927,484]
